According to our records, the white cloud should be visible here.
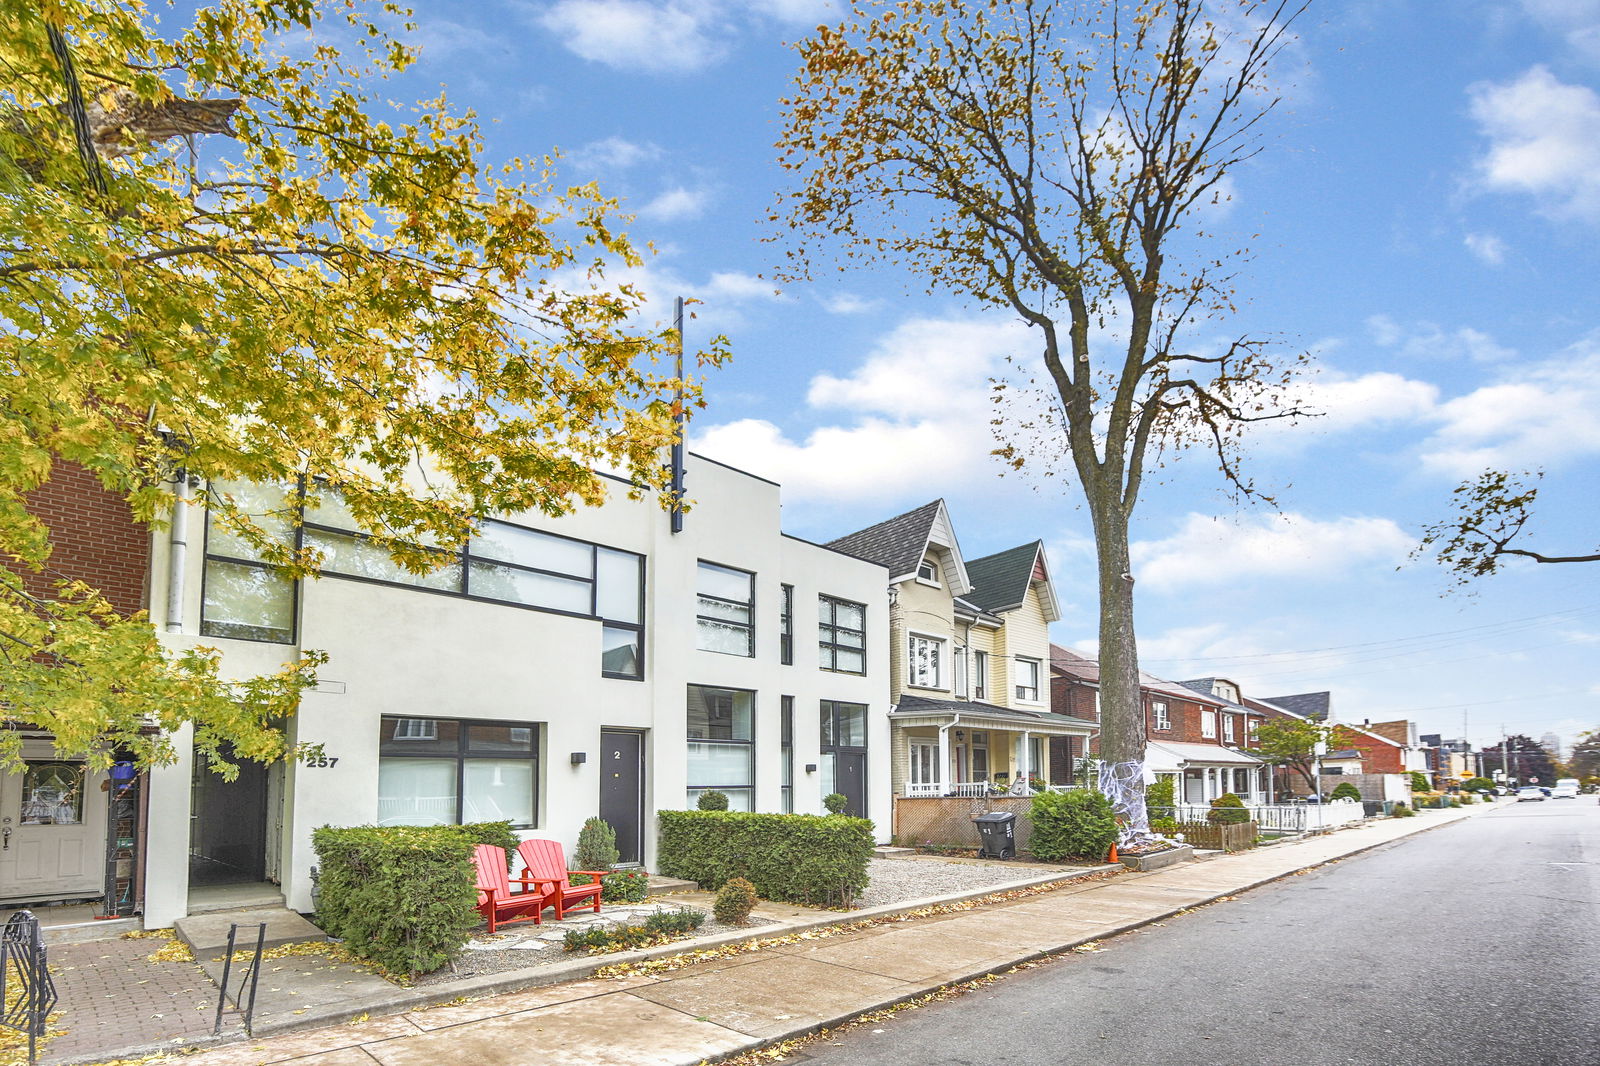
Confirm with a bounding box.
[820,292,881,315]
[567,136,663,171]
[536,1,726,73]
[693,316,1029,499]
[704,272,782,302]
[640,185,711,222]
[1417,330,1600,476]
[1520,1,1600,63]
[1366,315,1516,363]
[1278,367,1440,434]
[744,0,839,22]
[1464,232,1508,265]
[1469,65,1600,221]
[1130,512,1413,593]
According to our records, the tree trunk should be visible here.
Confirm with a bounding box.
[1090,496,1148,837]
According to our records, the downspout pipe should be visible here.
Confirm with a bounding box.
[166,472,191,633]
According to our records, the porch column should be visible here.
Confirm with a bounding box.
[1019,731,1031,785]
[938,725,951,795]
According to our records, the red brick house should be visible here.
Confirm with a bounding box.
[1049,648,1269,804]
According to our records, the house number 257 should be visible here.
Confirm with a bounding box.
[304,755,339,768]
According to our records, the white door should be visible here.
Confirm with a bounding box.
[0,746,108,902]
[909,740,938,793]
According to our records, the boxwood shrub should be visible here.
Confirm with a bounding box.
[657,811,872,907]
[311,821,517,977]
[1030,789,1118,861]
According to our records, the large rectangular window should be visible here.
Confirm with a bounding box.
[1014,657,1041,702]
[377,717,539,828]
[696,562,754,657]
[908,634,944,688]
[1202,710,1218,739]
[687,685,754,809]
[201,480,298,644]
[818,595,866,674]
[1152,701,1171,731]
[302,484,644,678]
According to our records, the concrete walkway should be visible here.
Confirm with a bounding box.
[122,803,1489,1066]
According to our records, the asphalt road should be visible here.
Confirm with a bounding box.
[795,799,1600,1066]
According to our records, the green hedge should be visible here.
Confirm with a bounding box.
[657,811,873,907]
[311,821,518,976]
[1030,789,1118,861]
[1207,793,1250,825]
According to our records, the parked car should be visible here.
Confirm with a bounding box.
[1516,786,1546,802]
[1551,784,1580,799]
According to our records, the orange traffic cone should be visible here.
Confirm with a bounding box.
[1108,841,1119,863]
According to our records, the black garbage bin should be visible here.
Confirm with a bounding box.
[974,811,1017,859]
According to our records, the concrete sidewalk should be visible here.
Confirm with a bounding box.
[116,802,1490,1066]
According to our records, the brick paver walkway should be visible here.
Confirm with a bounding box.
[44,937,216,1064]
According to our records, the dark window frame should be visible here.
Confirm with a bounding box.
[695,560,755,658]
[780,583,794,666]
[686,684,756,807]
[818,594,867,675]
[199,482,302,645]
[377,715,541,830]
[781,695,795,814]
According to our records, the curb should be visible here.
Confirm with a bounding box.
[695,806,1482,1064]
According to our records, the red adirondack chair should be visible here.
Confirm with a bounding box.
[515,838,605,921]
[472,844,555,933]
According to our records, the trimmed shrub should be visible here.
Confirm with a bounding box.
[1149,817,1179,834]
[1147,776,1176,821]
[713,877,758,925]
[1392,801,1415,818]
[1329,781,1362,802]
[657,810,873,907]
[561,907,706,954]
[1409,771,1431,792]
[571,867,651,903]
[823,792,849,814]
[575,817,620,872]
[1029,789,1118,862]
[1462,777,1494,793]
[1207,793,1250,825]
[311,821,517,976]
[696,790,730,811]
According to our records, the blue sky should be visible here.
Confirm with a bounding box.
[382,0,1598,753]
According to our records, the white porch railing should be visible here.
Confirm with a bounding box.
[904,781,1080,798]
[1167,798,1366,832]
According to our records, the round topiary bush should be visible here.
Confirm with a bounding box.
[713,876,758,925]
[697,790,730,811]
[823,792,849,814]
[1329,781,1362,802]
[1207,793,1250,825]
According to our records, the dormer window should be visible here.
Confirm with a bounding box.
[916,558,940,585]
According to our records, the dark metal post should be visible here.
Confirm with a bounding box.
[0,911,56,1065]
[241,922,267,1034]
[213,924,239,1034]
[669,295,685,534]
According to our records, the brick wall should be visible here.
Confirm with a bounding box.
[18,460,150,615]
[1332,726,1405,774]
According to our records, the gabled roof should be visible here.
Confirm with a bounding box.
[827,499,970,593]
[964,541,1061,623]
[1261,691,1331,722]
[1178,678,1254,713]
[1050,645,1229,707]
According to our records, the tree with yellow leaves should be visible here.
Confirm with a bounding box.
[1,0,723,773]
[775,0,1310,834]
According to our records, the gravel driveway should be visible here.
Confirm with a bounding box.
[856,856,1089,909]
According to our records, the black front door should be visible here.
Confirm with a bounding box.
[189,748,268,885]
[833,750,867,817]
[599,730,644,865]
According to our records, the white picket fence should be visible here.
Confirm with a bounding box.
[1168,797,1365,832]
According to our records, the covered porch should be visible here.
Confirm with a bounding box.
[1148,740,1269,806]
[891,696,1095,798]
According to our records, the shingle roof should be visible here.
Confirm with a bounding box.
[963,542,1040,613]
[1050,645,1100,684]
[1050,646,1230,707]
[1262,691,1331,722]
[826,500,943,578]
